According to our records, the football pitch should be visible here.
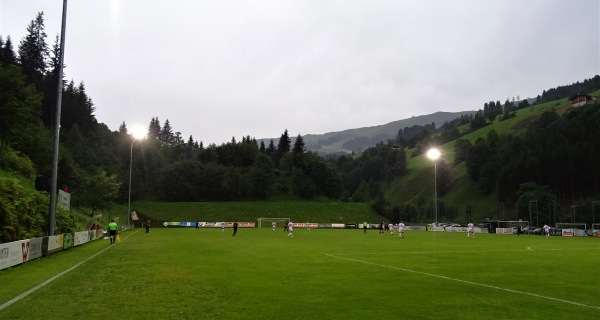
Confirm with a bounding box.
[1,228,599,319]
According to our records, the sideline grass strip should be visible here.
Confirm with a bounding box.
[0,230,141,311]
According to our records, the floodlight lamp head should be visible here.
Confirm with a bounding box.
[427,148,441,160]
[131,125,147,140]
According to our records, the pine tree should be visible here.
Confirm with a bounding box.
[18,13,57,128]
[148,117,161,140]
[185,135,196,159]
[292,134,306,154]
[18,12,49,84]
[273,130,291,167]
[0,36,17,66]
[172,131,184,148]
[118,121,128,134]
[266,139,276,156]
[277,129,291,153]
[160,119,174,145]
[60,81,96,132]
[40,35,63,127]
[259,140,266,153]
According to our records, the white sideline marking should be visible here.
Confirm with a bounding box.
[0,230,140,311]
[326,253,599,310]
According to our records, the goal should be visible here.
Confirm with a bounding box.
[556,223,587,237]
[497,220,529,234]
[257,217,290,228]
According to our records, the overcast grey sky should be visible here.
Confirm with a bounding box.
[1,0,599,145]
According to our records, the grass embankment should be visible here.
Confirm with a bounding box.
[118,200,383,224]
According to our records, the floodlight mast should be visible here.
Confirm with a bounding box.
[426,148,441,226]
[128,128,146,229]
[48,0,68,236]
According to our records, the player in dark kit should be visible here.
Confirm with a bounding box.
[232,221,238,236]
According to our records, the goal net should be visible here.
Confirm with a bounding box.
[556,223,587,237]
[257,217,290,228]
[497,221,529,234]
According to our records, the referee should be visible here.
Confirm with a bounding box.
[107,219,118,244]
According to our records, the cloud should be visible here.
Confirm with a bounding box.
[2,0,598,145]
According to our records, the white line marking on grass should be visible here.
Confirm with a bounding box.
[325,253,600,310]
[329,248,562,256]
[0,230,140,311]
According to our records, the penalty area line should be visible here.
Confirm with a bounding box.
[325,253,599,310]
[0,229,141,311]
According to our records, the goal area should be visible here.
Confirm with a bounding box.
[257,217,290,228]
[556,223,587,237]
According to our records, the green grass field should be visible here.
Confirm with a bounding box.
[1,228,599,319]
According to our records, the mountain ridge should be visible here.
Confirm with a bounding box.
[261,111,476,154]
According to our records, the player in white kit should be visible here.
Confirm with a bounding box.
[272,221,277,232]
[543,225,551,237]
[467,222,474,238]
[287,221,294,238]
[398,222,405,238]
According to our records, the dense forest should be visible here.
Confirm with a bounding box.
[1,12,599,242]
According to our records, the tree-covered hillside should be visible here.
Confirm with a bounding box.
[385,91,600,227]
[1,12,599,242]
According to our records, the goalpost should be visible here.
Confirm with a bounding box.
[497,221,529,234]
[556,223,587,236]
[257,217,290,228]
